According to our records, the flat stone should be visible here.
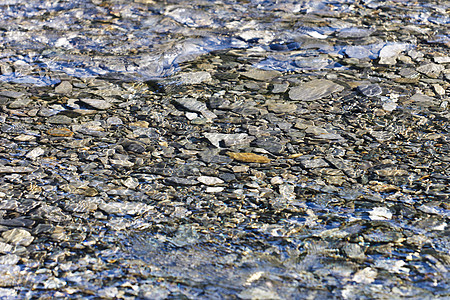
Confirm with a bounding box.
[0,166,36,173]
[0,218,34,228]
[271,83,289,94]
[0,242,13,254]
[122,177,140,189]
[14,134,36,142]
[375,168,408,177]
[164,177,198,186]
[433,56,450,64]
[344,44,383,59]
[266,101,297,113]
[226,152,271,163]
[0,91,24,99]
[79,99,112,110]
[197,176,224,186]
[47,128,74,137]
[378,43,413,65]
[241,69,281,81]
[47,115,74,125]
[416,63,444,78]
[289,79,344,101]
[408,93,438,107]
[338,27,374,38]
[204,133,254,148]
[369,207,393,220]
[55,81,73,94]
[174,97,216,119]
[175,71,212,85]
[2,228,34,246]
[8,98,32,109]
[300,158,329,169]
[25,147,45,160]
[252,137,284,154]
[358,84,382,97]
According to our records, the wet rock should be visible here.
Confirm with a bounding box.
[357,84,382,97]
[169,225,200,247]
[338,27,374,38]
[266,101,297,113]
[47,115,74,125]
[25,147,45,160]
[0,91,24,99]
[0,166,36,174]
[289,79,344,101]
[369,207,393,220]
[344,44,382,59]
[0,218,34,228]
[156,71,212,91]
[226,152,271,163]
[241,69,281,81]
[300,158,329,169]
[204,133,254,148]
[433,56,450,64]
[271,83,289,94]
[174,97,216,119]
[416,63,444,78]
[238,287,281,300]
[352,267,377,284]
[0,254,20,265]
[55,81,73,94]
[98,201,153,216]
[197,176,224,185]
[378,43,413,65]
[0,243,13,254]
[252,136,285,154]
[8,98,32,109]
[164,177,198,186]
[46,127,74,137]
[79,99,112,110]
[2,228,34,246]
[408,92,439,107]
[343,243,366,260]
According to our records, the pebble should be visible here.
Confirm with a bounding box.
[197,176,224,185]
[369,207,393,220]
[47,115,74,125]
[357,84,382,97]
[300,158,329,169]
[25,147,45,160]
[174,97,217,119]
[226,152,271,163]
[416,63,445,78]
[204,133,254,148]
[241,69,281,81]
[0,166,36,173]
[47,128,74,137]
[8,98,31,109]
[55,81,73,94]
[433,56,450,64]
[79,99,112,110]
[2,228,34,246]
[289,79,344,101]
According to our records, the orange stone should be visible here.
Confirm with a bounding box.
[47,128,74,137]
[226,152,271,163]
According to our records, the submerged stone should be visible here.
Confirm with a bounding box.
[289,79,344,101]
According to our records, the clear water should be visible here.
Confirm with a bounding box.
[1,0,449,299]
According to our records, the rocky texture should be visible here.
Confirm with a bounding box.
[0,0,448,299]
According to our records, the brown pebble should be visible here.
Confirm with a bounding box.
[226,152,271,163]
[47,128,74,137]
